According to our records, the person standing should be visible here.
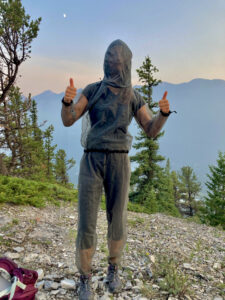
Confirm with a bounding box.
[61,39,172,300]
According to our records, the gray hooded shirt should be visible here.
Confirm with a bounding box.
[82,40,145,151]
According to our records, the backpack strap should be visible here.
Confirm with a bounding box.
[0,268,26,300]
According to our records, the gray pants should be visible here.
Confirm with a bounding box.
[75,151,131,275]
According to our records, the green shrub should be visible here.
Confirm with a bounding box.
[0,175,78,207]
[152,255,193,298]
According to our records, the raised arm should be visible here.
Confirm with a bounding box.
[61,78,88,127]
[135,91,170,138]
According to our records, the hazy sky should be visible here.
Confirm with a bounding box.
[17,0,225,97]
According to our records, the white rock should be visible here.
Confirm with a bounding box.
[125,280,132,290]
[213,262,221,269]
[35,292,46,300]
[183,263,195,270]
[23,253,38,263]
[98,281,104,290]
[13,247,24,253]
[50,289,60,295]
[91,275,99,282]
[58,288,67,294]
[133,285,141,290]
[57,262,64,268]
[36,280,44,290]
[99,292,111,300]
[134,278,143,288]
[150,255,155,263]
[152,284,159,289]
[44,274,61,280]
[60,278,75,289]
[44,280,53,290]
[4,252,20,259]
[68,265,78,275]
[51,281,60,289]
[213,297,223,300]
[137,272,143,279]
[37,269,44,281]
[92,280,98,290]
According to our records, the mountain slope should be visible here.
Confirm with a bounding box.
[0,201,224,299]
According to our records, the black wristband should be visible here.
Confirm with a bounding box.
[160,110,177,117]
[160,110,170,117]
[62,97,73,106]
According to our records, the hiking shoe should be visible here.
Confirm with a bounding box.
[105,263,122,293]
[78,274,94,300]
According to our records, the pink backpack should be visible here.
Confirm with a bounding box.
[0,257,38,300]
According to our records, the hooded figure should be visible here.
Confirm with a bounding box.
[81,39,142,151]
[61,39,172,299]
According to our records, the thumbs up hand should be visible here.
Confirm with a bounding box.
[64,78,77,103]
[159,91,170,113]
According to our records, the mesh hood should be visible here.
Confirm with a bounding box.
[103,39,132,88]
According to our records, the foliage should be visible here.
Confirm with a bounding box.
[155,160,181,217]
[0,0,41,103]
[171,170,182,208]
[0,84,75,184]
[54,149,75,184]
[43,124,57,181]
[201,151,225,229]
[178,166,201,216]
[130,56,180,217]
[0,174,78,207]
[130,56,163,198]
[152,255,193,297]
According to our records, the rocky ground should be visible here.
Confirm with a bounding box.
[0,201,224,300]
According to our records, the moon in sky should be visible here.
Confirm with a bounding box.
[63,13,67,18]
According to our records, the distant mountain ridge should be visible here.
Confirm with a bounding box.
[26,78,225,195]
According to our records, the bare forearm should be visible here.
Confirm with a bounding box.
[61,94,88,127]
[146,111,168,138]
[61,99,76,127]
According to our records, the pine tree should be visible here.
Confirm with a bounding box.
[21,99,46,180]
[156,159,180,216]
[0,85,46,180]
[130,55,165,205]
[54,149,75,185]
[171,170,182,211]
[0,0,41,106]
[178,166,201,216]
[0,0,42,173]
[202,151,225,229]
[0,85,33,174]
[43,125,57,181]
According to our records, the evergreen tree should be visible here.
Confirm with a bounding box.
[171,170,182,211]
[142,185,158,213]
[178,166,201,216]
[202,151,225,229]
[21,99,46,180]
[0,0,42,174]
[30,99,42,139]
[156,159,180,216]
[54,149,75,185]
[130,55,165,205]
[0,85,33,174]
[0,85,46,180]
[0,0,41,105]
[43,125,57,181]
